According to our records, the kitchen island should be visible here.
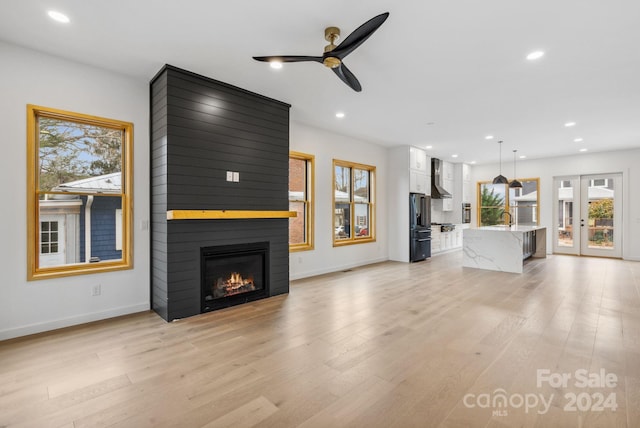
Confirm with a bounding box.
[463,225,547,273]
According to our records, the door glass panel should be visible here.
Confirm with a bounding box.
[587,181,614,250]
[557,182,574,247]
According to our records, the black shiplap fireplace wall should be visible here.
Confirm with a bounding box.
[150,65,291,321]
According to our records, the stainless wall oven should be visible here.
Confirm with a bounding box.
[462,203,471,224]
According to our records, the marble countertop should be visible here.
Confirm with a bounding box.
[475,225,546,232]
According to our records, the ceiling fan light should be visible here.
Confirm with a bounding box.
[269,61,283,69]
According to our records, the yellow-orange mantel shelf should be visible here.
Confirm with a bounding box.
[166,210,297,220]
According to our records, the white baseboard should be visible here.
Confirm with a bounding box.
[290,257,389,281]
[0,303,150,341]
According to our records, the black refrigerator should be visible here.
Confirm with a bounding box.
[410,193,431,262]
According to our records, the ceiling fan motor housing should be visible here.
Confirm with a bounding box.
[323,27,341,68]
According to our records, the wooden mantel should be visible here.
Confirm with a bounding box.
[166,210,297,220]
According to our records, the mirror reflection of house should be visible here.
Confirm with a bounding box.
[39,172,123,268]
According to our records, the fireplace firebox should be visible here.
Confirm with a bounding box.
[201,242,269,312]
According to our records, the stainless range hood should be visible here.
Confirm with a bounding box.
[431,158,452,199]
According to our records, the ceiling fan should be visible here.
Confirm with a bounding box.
[253,12,390,92]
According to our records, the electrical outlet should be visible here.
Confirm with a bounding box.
[233,172,240,182]
[92,284,101,296]
[226,171,233,182]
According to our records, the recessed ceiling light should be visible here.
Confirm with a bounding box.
[470,161,477,164]
[574,137,583,142]
[47,10,70,23]
[579,148,588,152]
[519,155,527,159]
[485,135,494,140]
[335,112,345,119]
[526,50,545,60]
[452,154,459,158]
[564,122,576,127]
[425,145,433,149]
[269,61,283,69]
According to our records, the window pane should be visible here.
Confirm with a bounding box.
[334,203,351,239]
[354,204,370,238]
[289,153,313,252]
[289,201,306,245]
[335,165,351,203]
[289,157,306,200]
[509,179,538,226]
[39,193,123,268]
[333,160,375,246]
[354,169,370,202]
[39,118,123,193]
[480,183,506,225]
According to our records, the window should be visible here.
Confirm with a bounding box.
[333,159,375,246]
[27,105,133,280]
[590,178,608,188]
[288,152,314,251]
[478,178,540,226]
[40,221,59,254]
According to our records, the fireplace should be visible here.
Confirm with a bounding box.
[201,242,269,312]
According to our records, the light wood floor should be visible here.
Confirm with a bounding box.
[1,252,639,428]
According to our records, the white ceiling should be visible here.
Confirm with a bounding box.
[1,0,639,164]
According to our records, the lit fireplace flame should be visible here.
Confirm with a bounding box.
[213,272,256,298]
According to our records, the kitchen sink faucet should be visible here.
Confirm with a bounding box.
[501,211,513,226]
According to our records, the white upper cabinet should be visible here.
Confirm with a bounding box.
[410,170,430,194]
[409,147,430,195]
[409,147,428,173]
[462,163,472,203]
[442,160,454,181]
[462,163,471,182]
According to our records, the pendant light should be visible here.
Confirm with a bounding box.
[509,149,523,188]
[492,140,509,184]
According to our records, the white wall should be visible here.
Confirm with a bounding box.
[470,148,640,261]
[0,42,150,340]
[289,123,389,279]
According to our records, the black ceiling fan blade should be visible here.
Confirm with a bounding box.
[253,55,323,63]
[332,63,362,92]
[329,12,389,60]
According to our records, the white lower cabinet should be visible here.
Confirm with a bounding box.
[431,225,466,254]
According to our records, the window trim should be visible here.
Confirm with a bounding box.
[27,104,134,280]
[332,159,376,247]
[476,178,540,226]
[289,151,314,252]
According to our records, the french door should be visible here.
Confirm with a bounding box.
[553,174,622,258]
